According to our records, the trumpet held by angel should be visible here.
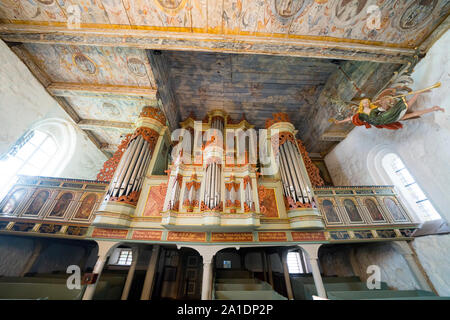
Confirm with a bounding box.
[329,66,444,130]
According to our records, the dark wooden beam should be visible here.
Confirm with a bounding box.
[8,43,51,88]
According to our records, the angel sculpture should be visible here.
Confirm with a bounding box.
[329,65,444,130]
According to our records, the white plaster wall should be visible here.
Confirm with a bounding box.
[0,40,106,180]
[325,30,450,221]
[412,234,450,296]
[352,243,420,291]
[319,243,419,290]
[0,235,34,276]
[319,246,355,277]
[324,31,450,296]
[30,243,86,274]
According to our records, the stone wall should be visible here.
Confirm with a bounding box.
[0,40,106,180]
[324,31,450,296]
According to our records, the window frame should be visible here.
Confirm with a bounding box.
[287,251,309,274]
[0,129,59,201]
[115,248,133,266]
[367,144,446,235]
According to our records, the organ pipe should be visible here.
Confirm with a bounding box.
[126,140,148,195]
[119,136,145,197]
[106,134,154,201]
[288,142,310,203]
[278,140,312,204]
[285,142,307,203]
[203,115,224,209]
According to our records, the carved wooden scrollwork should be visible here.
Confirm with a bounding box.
[296,139,325,187]
[110,190,141,206]
[96,134,132,182]
[139,106,166,125]
[265,112,291,128]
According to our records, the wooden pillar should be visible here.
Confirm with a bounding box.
[393,241,434,292]
[280,250,294,300]
[299,244,326,299]
[82,241,117,300]
[140,245,160,300]
[262,251,268,282]
[121,246,139,300]
[266,253,274,288]
[201,258,213,300]
[20,239,48,277]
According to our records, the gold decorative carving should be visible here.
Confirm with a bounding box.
[285,196,312,210]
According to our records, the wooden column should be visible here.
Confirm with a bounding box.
[82,241,117,300]
[121,246,139,300]
[299,244,326,299]
[201,258,213,300]
[266,253,274,288]
[140,245,160,300]
[20,239,48,277]
[280,250,294,300]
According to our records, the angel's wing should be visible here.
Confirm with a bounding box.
[373,66,413,102]
[324,96,359,121]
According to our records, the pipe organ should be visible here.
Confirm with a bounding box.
[278,140,311,206]
[163,110,262,221]
[93,106,168,227]
[106,133,153,203]
[203,115,224,210]
[94,108,325,230]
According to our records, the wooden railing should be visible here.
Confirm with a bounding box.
[314,186,418,228]
[0,175,108,236]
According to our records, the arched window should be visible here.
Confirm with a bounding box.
[382,153,441,222]
[0,118,77,201]
[287,251,309,274]
[116,248,133,266]
[0,130,58,200]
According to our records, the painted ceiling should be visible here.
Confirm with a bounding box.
[0,0,448,47]
[16,43,157,154]
[23,43,155,87]
[0,0,448,156]
[167,50,335,128]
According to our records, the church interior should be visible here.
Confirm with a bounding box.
[0,0,449,301]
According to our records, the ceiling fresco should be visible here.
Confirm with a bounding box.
[0,0,448,48]
[0,0,448,157]
[22,43,155,87]
[64,96,146,123]
[91,127,131,153]
[12,42,158,155]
